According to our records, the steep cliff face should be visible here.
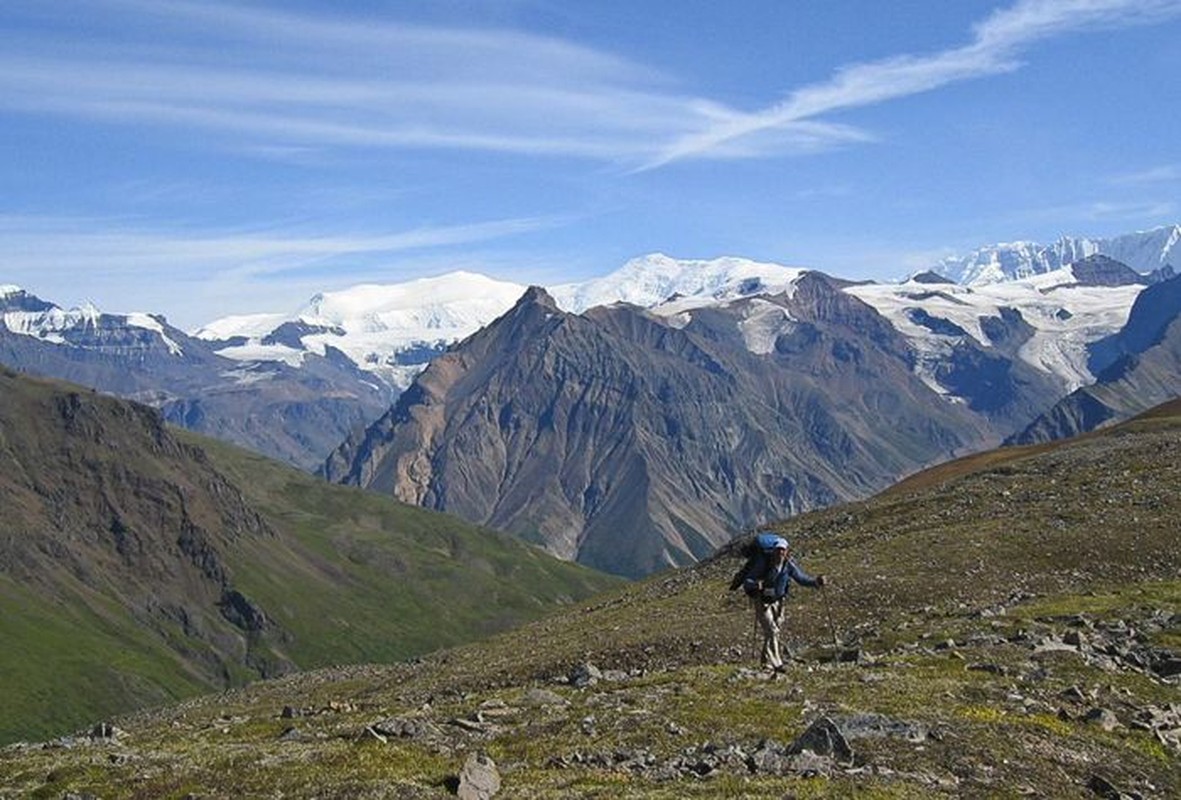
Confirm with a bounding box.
[327,278,1012,577]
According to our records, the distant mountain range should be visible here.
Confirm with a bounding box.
[933,224,1179,285]
[0,285,391,470]
[4,224,1181,576]
[323,249,1181,576]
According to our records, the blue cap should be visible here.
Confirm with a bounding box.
[756,532,789,551]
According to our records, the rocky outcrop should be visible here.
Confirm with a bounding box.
[1069,254,1147,288]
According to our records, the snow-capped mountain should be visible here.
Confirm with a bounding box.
[194,241,1167,400]
[550,253,807,313]
[1,285,185,356]
[196,257,809,390]
[934,224,1180,285]
[0,286,392,471]
[849,260,1146,396]
[196,272,528,391]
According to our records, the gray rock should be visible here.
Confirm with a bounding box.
[1152,657,1181,678]
[570,662,602,688]
[787,716,854,764]
[1083,708,1120,732]
[746,741,793,776]
[967,662,1009,676]
[88,722,121,740]
[358,726,388,744]
[838,648,862,663]
[457,751,501,799]
[787,749,836,777]
[372,717,439,739]
[519,688,567,707]
[834,713,928,743]
[1087,773,1122,799]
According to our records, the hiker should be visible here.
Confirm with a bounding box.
[740,534,826,672]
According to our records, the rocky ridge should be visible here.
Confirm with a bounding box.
[324,277,1005,577]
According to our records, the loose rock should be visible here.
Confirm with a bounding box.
[456,751,501,799]
[787,716,854,764]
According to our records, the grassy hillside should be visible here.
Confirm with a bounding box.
[0,368,619,745]
[182,431,621,667]
[2,397,1177,797]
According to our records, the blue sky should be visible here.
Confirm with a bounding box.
[2,0,1179,329]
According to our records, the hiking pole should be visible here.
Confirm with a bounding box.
[820,585,841,658]
[750,603,759,661]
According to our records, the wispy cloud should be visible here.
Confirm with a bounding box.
[1111,164,1181,185]
[0,214,563,274]
[0,0,707,162]
[1006,199,1178,229]
[1,0,1177,169]
[640,0,1181,169]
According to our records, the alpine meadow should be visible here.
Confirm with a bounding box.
[2,1,1180,798]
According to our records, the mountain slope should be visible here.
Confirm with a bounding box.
[325,277,1003,577]
[4,401,1177,798]
[0,368,618,744]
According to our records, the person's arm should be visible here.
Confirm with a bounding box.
[788,559,824,588]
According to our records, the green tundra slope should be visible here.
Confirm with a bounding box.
[0,367,618,745]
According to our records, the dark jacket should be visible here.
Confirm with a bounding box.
[743,556,819,602]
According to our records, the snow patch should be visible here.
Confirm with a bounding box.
[126,313,183,356]
[737,300,795,355]
[848,270,1144,392]
[216,342,307,368]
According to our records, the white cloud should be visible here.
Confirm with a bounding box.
[1111,164,1181,185]
[641,0,1181,169]
[2,0,1177,169]
[0,0,705,162]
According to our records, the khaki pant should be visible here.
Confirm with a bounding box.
[753,597,784,669]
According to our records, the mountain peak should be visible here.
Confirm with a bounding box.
[517,285,558,309]
[552,253,808,313]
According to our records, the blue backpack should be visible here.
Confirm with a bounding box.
[727,532,788,592]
